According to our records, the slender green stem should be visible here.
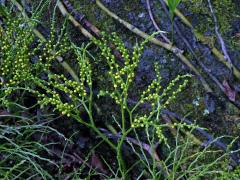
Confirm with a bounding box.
[171,21,174,43]
[116,102,127,178]
[117,127,133,179]
[74,113,116,150]
[131,100,142,113]
[121,104,125,132]
[81,99,117,151]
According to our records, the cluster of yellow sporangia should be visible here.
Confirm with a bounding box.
[170,122,198,130]
[50,74,87,97]
[0,19,36,99]
[0,17,88,116]
[35,42,93,116]
[36,82,75,118]
[139,63,162,111]
[160,74,191,109]
[131,115,167,141]
[155,125,168,142]
[37,33,71,71]
[93,32,147,106]
[131,67,191,141]
[36,67,91,117]
[131,115,149,128]
[38,93,74,117]
[75,48,92,88]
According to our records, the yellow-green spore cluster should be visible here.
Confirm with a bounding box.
[93,32,146,106]
[0,15,91,118]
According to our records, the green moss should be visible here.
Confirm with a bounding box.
[123,0,140,11]
[182,0,234,34]
[67,0,114,30]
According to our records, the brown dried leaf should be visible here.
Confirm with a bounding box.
[223,80,236,102]
[91,152,107,174]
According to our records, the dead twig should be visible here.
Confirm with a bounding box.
[62,0,101,37]
[57,0,93,39]
[100,128,160,159]
[207,0,233,78]
[146,0,170,44]
[59,0,124,62]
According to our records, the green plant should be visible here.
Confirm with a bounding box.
[165,0,181,42]
[0,115,66,179]
[127,125,240,179]
[167,0,181,21]
[0,12,192,177]
[2,5,238,179]
[92,32,193,177]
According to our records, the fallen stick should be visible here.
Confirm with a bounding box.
[146,0,170,44]
[57,0,94,39]
[62,0,101,37]
[100,128,161,161]
[96,0,212,94]
[207,0,233,76]
[58,0,124,62]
